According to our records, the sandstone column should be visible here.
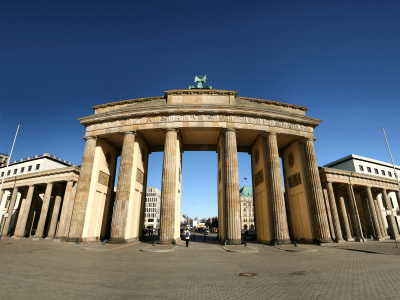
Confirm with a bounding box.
[336,189,353,241]
[382,189,399,239]
[396,190,400,211]
[304,139,331,242]
[110,131,136,243]
[224,129,241,245]
[159,129,178,244]
[67,136,97,242]
[34,182,53,238]
[56,181,74,239]
[14,185,35,238]
[365,186,382,240]
[374,197,387,237]
[326,182,343,242]
[0,189,4,207]
[347,184,363,241]
[47,187,63,238]
[2,187,19,237]
[266,133,290,244]
[62,182,77,238]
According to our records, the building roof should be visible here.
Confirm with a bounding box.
[0,153,72,170]
[324,154,400,170]
[239,186,253,197]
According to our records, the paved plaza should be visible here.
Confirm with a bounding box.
[0,235,400,300]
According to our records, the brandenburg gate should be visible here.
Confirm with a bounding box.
[67,81,331,245]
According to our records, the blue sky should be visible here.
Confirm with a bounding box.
[1,1,399,219]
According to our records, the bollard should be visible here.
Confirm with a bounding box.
[152,240,158,246]
[102,239,109,245]
[224,239,227,246]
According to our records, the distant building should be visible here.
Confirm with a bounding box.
[144,187,161,229]
[0,153,9,167]
[240,186,254,230]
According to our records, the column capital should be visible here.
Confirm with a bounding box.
[123,130,136,136]
[223,128,237,133]
[164,128,178,133]
[83,135,97,141]
[263,131,277,137]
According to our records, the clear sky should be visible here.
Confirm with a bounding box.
[1,1,399,220]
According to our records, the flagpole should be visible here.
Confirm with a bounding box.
[382,127,400,190]
[0,124,20,195]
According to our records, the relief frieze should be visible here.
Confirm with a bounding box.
[87,114,312,133]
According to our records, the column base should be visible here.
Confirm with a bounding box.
[158,238,175,245]
[11,236,21,240]
[334,239,345,243]
[225,239,242,245]
[374,237,386,241]
[355,237,367,242]
[66,237,83,243]
[344,238,355,242]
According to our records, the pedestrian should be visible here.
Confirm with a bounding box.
[184,228,190,247]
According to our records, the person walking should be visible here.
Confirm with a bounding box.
[184,228,190,247]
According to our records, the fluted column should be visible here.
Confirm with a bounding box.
[382,189,399,239]
[266,133,290,244]
[35,182,53,238]
[159,129,178,244]
[365,186,382,240]
[304,139,331,242]
[337,189,353,241]
[347,184,363,241]
[63,182,77,238]
[56,181,74,239]
[326,182,343,242]
[224,129,241,245]
[110,131,136,243]
[14,185,35,238]
[67,136,97,242]
[396,190,400,211]
[2,187,19,237]
[374,197,387,237]
[47,187,63,238]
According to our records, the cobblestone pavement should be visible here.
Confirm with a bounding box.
[1,237,400,300]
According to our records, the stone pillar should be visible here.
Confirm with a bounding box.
[2,187,19,237]
[304,139,331,242]
[67,136,97,242]
[347,184,363,241]
[0,189,4,207]
[374,197,387,238]
[47,187,63,238]
[159,129,178,244]
[224,129,241,245]
[35,182,53,238]
[266,133,290,244]
[382,189,399,239]
[14,185,35,238]
[336,189,353,241]
[396,190,400,211]
[63,182,77,238]
[110,131,136,243]
[365,186,382,240]
[326,182,343,242]
[56,181,74,239]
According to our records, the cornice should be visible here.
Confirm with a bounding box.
[92,96,166,110]
[164,89,238,96]
[237,97,308,112]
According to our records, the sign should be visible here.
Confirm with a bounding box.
[3,213,8,218]
[386,210,392,216]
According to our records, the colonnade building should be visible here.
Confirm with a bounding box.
[0,154,79,238]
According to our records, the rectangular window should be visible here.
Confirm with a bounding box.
[0,172,3,177]
[374,168,379,174]
[359,165,364,171]
[35,164,40,170]
[7,170,11,176]
[381,170,386,176]
[28,165,32,172]
[367,167,371,173]
[13,169,17,175]
[20,167,25,173]
[389,172,392,177]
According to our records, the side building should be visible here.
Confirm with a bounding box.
[144,187,161,229]
[0,153,79,239]
[318,154,400,242]
[240,186,254,231]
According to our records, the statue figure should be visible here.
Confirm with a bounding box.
[189,75,212,89]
